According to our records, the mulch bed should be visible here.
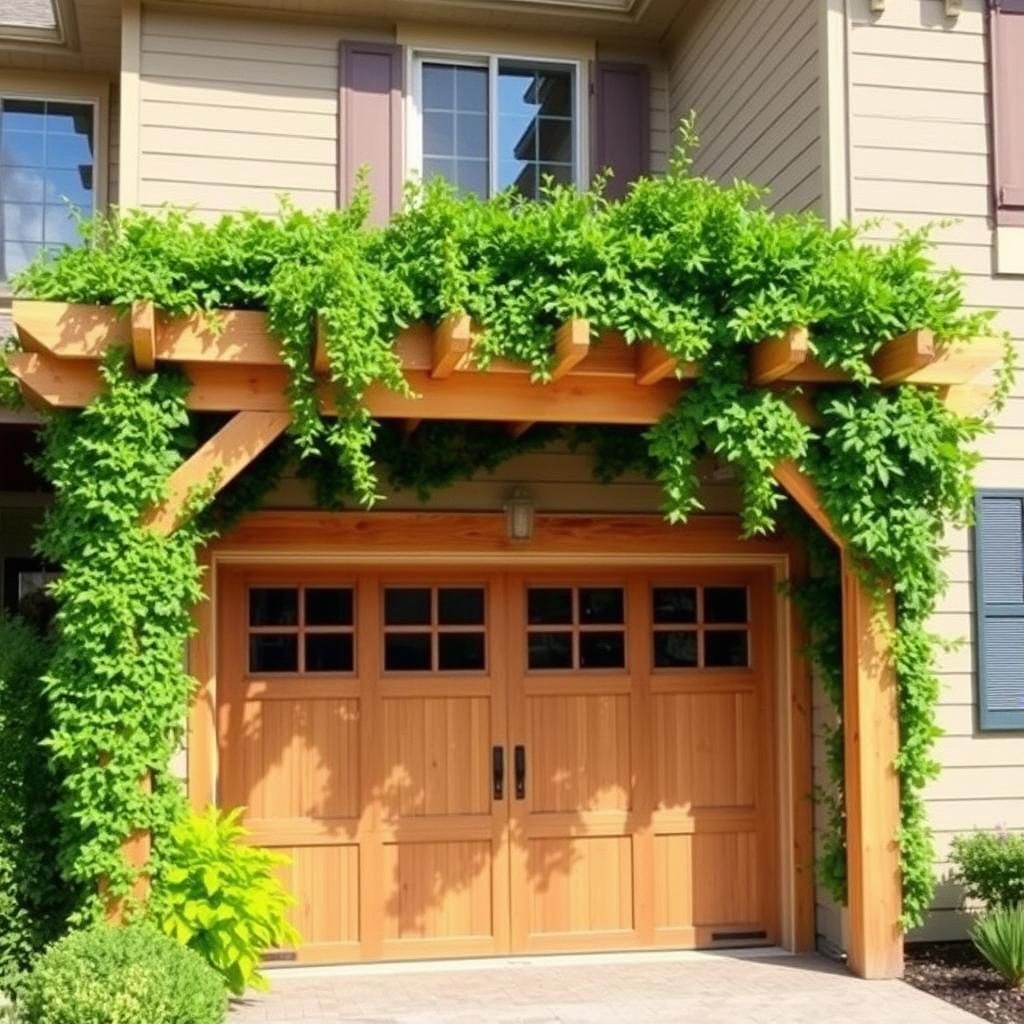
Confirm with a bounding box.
[904,942,1024,1023]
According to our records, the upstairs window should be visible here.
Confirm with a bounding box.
[411,54,579,200]
[0,96,95,280]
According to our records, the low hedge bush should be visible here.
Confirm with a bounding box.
[16,924,227,1024]
[951,831,1024,909]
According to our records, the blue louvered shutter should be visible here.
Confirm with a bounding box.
[974,491,1024,730]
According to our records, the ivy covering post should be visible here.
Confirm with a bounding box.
[1,125,1014,967]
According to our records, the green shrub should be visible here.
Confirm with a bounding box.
[971,904,1024,989]
[150,808,299,995]
[951,831,1024,909]
[0,615,70,993]
[16,923,226,1024]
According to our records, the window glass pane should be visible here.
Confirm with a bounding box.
[422,63,455,110]
[3,203,42,241]
[45,167,91,208]
[423,111,454,156]
[44,205,78,246]
[1,131,44,167]
[438,587,484,626]
[456,66,488,113]
[2,98,46,131]
[438,632,485,671]
[249,587,298,627]
[653,587,697,624]
[499,158,535,197]
[653,630,697,668]
[528,631,572,670]
[384,587,431,626]
[305,633,353,672]
[250,634,298,673]
[538,119,572,163]
[45,131,94,170]
[704,630,749,667]
[456,113,487,158]
[1,169,43,202]
[45,102,94,137]
[3,241,39,276]
[579,631,625,669]
[579,587,624,625]
[538,163,573,190]
[534,68,572,117]
[497,65,537,118]
[456,160,488,199]
[704,587,748,624]
[423,156,455,186]
[385,632,432,672]
[499,114,535,164]
[527,587,572,625]
[305,587,353,626]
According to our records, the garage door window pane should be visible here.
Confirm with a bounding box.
[250,634,298,673]
[438,632,486,671]
[385,632,432,672]
[579,587,624,625]
[654,630,697,668]
[385,587,431,626]
[528,587,572,625]
[305,633,354,673]
[653,587,697,624]
[249,587,298,627]
[528,631,572,669]
[579,631,625,669]
[439,587,485,626]
[305,587,353,626]
[705,630,749,667]
[704,587,748,624]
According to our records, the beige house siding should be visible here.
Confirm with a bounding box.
[836,0,1024,944]
[666,0,823,215]
[136,8,668,217]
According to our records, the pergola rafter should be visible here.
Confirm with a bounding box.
[4,297,1002,980]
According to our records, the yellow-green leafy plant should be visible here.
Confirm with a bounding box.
[971,904,1024,989]
[150,808,299,995]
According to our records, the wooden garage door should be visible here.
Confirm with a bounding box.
[217,567,777,963]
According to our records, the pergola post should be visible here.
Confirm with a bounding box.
[842,560,903,978]
[773,462,903,979]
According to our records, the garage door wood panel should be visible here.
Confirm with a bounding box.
[217,566,778,963]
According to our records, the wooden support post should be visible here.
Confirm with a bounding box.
[431,314,474,379]
[103,772,152,923]
[143,411,291,536]
[772,460,904,979]
[131,301,156,372]
[842,560,903,979]
[634,341,678,386]
[551,319,590,381]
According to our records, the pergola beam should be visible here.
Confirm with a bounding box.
[551,319,591,381]
[634,341,679,386]
[431,314,474,379]
[131,301,156,372]
[142,410,290,535]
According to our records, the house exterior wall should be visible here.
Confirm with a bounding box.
[666,0,823,215]
[830,0,1024,944]
[131,7,668,218]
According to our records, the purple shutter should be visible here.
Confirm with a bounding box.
[591,62,649,200]
[339,42,403,225]
[991,3,1024,224]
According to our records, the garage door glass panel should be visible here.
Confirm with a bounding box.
[653,587,697,624]
[704,630,749,668]
[528,630,572,669]
[305,587,354,626]
[305,633,354,672]
[653,630,697,668]
[579,587,624,624]
[385,587,431,626]
[385,632,432,672]
[250,586,298,626]
[438,631,486,671]
[704,587,747,624]
[250,633,298,673]
[439,587,485,625]
[579,631,625,668]
[527,587,572,625]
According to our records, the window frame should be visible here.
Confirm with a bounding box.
[406,48,586,199]
[0,71,107,290]
[973,487,1024,732]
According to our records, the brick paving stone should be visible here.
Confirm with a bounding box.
[230,952,978,1024]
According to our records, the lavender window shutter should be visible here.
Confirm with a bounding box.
[592,62,649,200]
[990,3,1024,224]
[339,42,403,225]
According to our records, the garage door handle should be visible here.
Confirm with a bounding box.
[514,745,526,800]
[492,746,504,800]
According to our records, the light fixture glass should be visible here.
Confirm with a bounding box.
[504,488,535,542]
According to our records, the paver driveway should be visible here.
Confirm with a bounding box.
[230,949,978,1024]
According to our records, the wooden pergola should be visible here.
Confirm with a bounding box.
[4,298,1005,980]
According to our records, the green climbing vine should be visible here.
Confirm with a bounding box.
[7,122,1015,930]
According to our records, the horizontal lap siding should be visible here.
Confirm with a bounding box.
[263,447,741,516]
[846,0,1024,943]
[138,10,382,216]
[667,0,823,214]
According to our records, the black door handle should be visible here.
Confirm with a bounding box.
[514,744,526,800]
[492,745,504,800]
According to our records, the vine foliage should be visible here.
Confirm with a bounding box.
[9,123,1015,930]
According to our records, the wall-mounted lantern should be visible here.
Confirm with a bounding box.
[504,488,535,542]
